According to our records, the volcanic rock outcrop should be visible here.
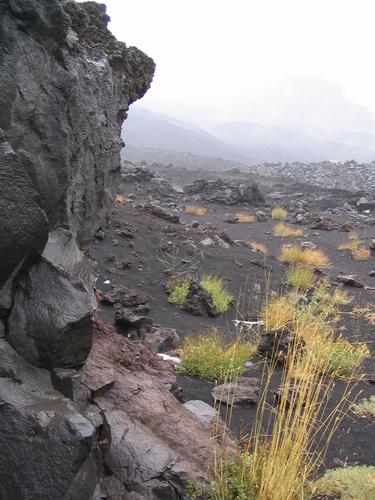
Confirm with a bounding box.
[0,1,214,498]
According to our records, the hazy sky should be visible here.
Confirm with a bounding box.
[80,0,375,128]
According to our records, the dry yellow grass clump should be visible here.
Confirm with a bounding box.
[271,207,288,220]
[235,212,255,223]
[115,194,125,203]
[352,247,370,261]
[274,223,304,238]
[280,244,330,268]
[184,205,208,216]
[249,240,268,254]
[261,294,298,331]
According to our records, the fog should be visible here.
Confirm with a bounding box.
[79,0,375,160]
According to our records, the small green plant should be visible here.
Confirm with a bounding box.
[169,279,190,308]
[271,207,288,220]
[353,395,375,417]
[200,275,232,313]
[311,465,375,499]
[313,336,369,378]
[286,266,316,290]
[178,331,254,380]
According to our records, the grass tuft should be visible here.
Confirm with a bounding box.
[274,223,304,238]
[178,331,255,380]
[271,207,288,220]
[200,275,232,313]
[235,212,255,223]
[261,294,298,331]
[184,205,208,216]
[280,244,330,268]
[249,240,268,254]
[352,247,370,261]
[353,395,375,417]
[168,279,190,308]
[286,266,316,291]
[311,465,375,499]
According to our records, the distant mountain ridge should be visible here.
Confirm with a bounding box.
[122,106,375,165]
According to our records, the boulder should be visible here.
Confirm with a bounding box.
[115,306,154,338]
[81,317,216,498]
[145,327,181,353]
[335,275,364,288]
[7,229,96,369]
[184,179,264,206]
[183,281,218,317]
[102,286,151,307]
[144,203,180,223]
[258,326,304,363]
[183,400,219,426]
[0,340,97,500]
[212,377,260,405]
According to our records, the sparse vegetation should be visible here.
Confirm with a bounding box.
[249,240,268,254]
[353,395,375,418]
[311,465,375,499]
[261,294,298,330]
[280,244,330,267]
[286,266,316,290]
[168,279,190,308]
[235,212,255,223]
[274,223,304,238]
[184,204,208,216]
[271,207,288,220]
[178,331,255,380]
[352,247,370,261]
[201,275,232,313]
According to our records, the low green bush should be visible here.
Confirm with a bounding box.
[311,465,375,499]
[200,275,232,313]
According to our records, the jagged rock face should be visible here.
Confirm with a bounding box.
[0,0,154,248]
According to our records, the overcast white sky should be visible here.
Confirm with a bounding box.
[81,0,375,128]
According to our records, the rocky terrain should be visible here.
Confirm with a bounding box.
[1,1,375,499]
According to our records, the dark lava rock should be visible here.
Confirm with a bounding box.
[0,340,97,500]
[184,178,264,205]
[0,0,154,246]
[121,162,158,182]
[212,377,260,405]
[7,229,96,369]
[115,307,154,338]
[311,217,353,232]
[335,275,364,288]
[102,286,152,307]
[145,327,180,353]
[258,326,304,363]
[144,202,181,223]
[183,281,218,317]
[0,132,48,289]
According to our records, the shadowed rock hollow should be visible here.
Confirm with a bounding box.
[0,1,216,498]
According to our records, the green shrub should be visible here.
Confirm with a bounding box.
[353,395,375,417]
[313,337,369,378]
[169,279,190,308]
[200,275,232,313]
[286,266,316,291]
[311,465,375,499]
[178,331,254,381]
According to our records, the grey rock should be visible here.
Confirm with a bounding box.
[0,321,4,338]
[145,327,180,353]
[0,340,96,500]
[214,235,230,249]
[115,307,154,339]
[144,203,180,223]
[336,275,364,288]
[185,178,264,206]
[8,229,96,369]
[212,377,260,405]
[200,237,215,247]
[183,400,218,426]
